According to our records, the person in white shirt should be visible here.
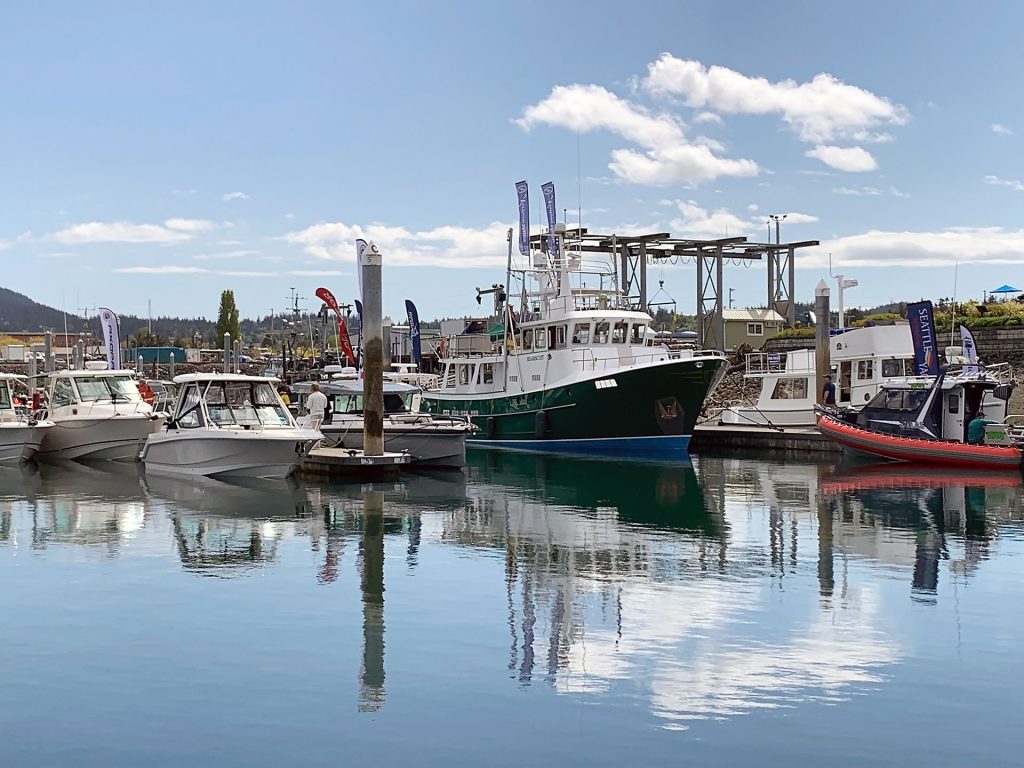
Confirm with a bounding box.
[305,383,329,429]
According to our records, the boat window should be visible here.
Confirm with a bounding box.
[480,363,494,384]
[857,360,874,381]
[224,382,260,426]
[0,382,10,410]
[947,393,960,414]
[881,359,903,378]
[594,321,610,344]
[549,326,565,349]
[868,388,929,413]
[108,376,143,402]
[771,378,808,399]
[904,357,917,375]
[384,394,407,412]
[52,378,76,408]
[458,365,470,385]
[534,329,547,350]
[203,383,233,425]
[630,325,644,345]
[522,329,533,351]
[252,382,291,425]
[175,385,204,428]
[572,322,591,345]
[612,321,628,344]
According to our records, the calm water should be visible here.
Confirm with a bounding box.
[1,452,1022,767]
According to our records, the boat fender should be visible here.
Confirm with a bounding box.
[534,409,547,438]
[486,416,496,438]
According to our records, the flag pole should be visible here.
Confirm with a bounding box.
[950,258,959,348]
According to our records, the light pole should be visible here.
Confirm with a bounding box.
[768,214,787,245]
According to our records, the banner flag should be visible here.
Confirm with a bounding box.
[355,238,367,307]
[315,287,341,315]
[541,181,558,257]
[337,316,356,365]
[98,307,120,370]
[404,299,422,365]
[960,324,979,372]
[515,180,530,256]
[907,300,940,376]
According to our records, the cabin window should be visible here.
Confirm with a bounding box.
[480,363,494,384]
[534,329,547,350]
[947,393,960,414]
[770,378,808,400]
[612,321,628,344]
[0,382,10,410]
[857,360,874,381]
[253,382,290,425]
[175,385,204,428]
[52,378,76,408]
[458,365,470,385]
[549,326,565,349]
[572,322,591,344]
[630,324,644,345]
[522,329,533,351]
[594,321,610,344]
[881,359,904,378]
[904,357,917,375]
[747,323,764,336]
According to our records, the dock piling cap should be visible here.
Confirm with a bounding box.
[815,279,830,297]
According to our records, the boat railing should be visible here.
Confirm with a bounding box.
[744,351,814,376]
[571,347,723,372]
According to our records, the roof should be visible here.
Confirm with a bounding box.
[172,373,280,384]
[721,308,787,323]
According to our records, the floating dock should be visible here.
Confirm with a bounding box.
[690,422,840,455]
[300,447,411,478]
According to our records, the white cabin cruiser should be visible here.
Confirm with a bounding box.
[141,373,322,479]
[35,366,164,461]
[293,378,476,468]
[0,374,53,462]
[720,324,915,427]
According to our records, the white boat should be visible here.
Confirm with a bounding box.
[0,374,52,462]
[293,378,476,468]
[35,365,164,461]
[140,373,322,479]
[719,324,915,427]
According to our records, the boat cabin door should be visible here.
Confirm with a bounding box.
[839,361,852,404]
[942,389,966,442]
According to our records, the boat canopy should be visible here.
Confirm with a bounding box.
[293,380,419,396]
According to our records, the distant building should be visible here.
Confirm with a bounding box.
[712,308,787,350]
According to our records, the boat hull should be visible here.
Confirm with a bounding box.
[38,415,164,462]
[817,415,1023,470]
[141,428,322,479]
[321,420,470,468]
[0,423,52,463]
[421,356,726,456]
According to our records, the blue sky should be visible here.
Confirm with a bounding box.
[4,1,1024,323]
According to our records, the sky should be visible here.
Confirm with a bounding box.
[4,1,1024,324]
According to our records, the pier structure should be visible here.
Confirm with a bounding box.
[534,227,818,350]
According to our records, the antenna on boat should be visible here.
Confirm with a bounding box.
[950,258,960,347]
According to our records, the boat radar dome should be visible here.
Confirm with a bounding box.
[84,360,109,371]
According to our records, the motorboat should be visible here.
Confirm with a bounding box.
[292,378,476,468]
[817,366,1022,469]
[720,324,914,427]
[35,365,164,461]
[0,374,53,462]
[140,373,322,479]
[419,210,728,456]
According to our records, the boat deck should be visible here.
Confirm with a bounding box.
[690,422,841,455]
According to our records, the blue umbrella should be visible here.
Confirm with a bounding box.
[991,284,1021,293]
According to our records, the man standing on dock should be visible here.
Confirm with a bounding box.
[306,382,328,429]
[822,374,836,406]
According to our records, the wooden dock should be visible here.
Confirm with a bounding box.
[300,447,411,478]
[690,422,840,455]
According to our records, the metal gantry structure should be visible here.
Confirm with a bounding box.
[532,228,819,349]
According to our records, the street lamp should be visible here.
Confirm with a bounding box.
[768,214,787,244]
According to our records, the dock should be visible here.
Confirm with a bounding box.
[300,447,411,478]
[690,422,840,455]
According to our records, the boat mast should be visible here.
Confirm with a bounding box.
[503,227,513,393]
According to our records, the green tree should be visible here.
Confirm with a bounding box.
[215,290,241,344]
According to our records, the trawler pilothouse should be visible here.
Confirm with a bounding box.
[420,221,728,456]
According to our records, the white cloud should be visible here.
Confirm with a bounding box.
[114,265,275,277]
[747,203,759,211]
[669,200,750,238]
[991,123,1013,135]
[192,249,261,261]
[286,269,347,277]
[889,187,910,198]
[280,220,514,268]
[807,227,1024,268]
[164,217,216,232]
[984,174,1024,192]
[693,111,723,125]
[805,145,878,172]
[52,221,195,244]
[284,212,296,220]
[222,191,249,202]
[0,240,9,251]
[516,83,758,185]
[833,185,883,196]
[642,54,909,143]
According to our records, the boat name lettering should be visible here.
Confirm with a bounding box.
[526,354,545,362]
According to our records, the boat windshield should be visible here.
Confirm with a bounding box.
[333,393,412,414]
[75,375,143,402]
[203,381,291,427]
[0,381,10,409]
[866,388,930,413]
